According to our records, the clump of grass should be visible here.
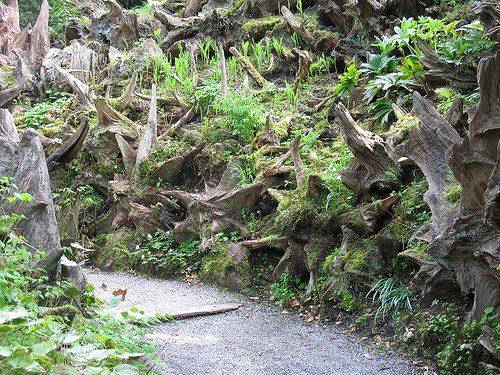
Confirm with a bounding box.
[367,277,412,322]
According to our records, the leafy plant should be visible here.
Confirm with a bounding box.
[0,183,153,373]
[269,270,306,307]
[236,164,255,186]
[22,91,73,129]
[335,63,361,97]
[309,54,336,76]
[367,277,413,321]
[198,38,213,64]
[367,98,394,127]
[211,90,265,142]
[135,231,201,275]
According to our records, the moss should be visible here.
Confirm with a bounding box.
[444,184,462,204]
[242,16,285,37]
[200,240,251,290]
[342,248,368,272]
[94,228,136,270]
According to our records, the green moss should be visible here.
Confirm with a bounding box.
[342,248,368,272]
[444,184,462,204]
[94,228,136,270]
[242,17,285,36]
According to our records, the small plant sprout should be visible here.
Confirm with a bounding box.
[198,38,213,64]
[241,40,250,57]
[285,81,299,107]
[272,37,284,56]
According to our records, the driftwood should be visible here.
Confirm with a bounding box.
[47,118,90,171]
[28,0,49,70]
[134,84,158,175]
[0,51,27,108]
[219,41,228,96]
[336,103,402,201]
[51,62,95,110]
[280,6,316,49]
[426,51,500,321]
[151,142,205,184]
[184,0,202,17]
[408,92,461,241]
[169,303,242,320]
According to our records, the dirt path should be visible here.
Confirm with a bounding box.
[86,271,424,375]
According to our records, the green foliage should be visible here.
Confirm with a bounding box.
[309,54,336,76]
[335,63,360,97]
[22,90,73,129]
[210,90,265,142]
[0,185,153,373]
[284,82,299,107]
[236,164,255,186]
[135,231,201,276]
[367,278,412,321]
[272,37,284,56]
[269,270,306,307]
[48,0,79,39]
[444,184,462,204]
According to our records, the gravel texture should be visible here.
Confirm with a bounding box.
[85,270,424,375]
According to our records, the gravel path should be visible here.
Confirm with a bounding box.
[86,270,424,375]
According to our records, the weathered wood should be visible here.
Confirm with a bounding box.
[169,303,243,320]
[0,109,19,177]
[219,41,227,96]
[135,84,158,175]
[229,46,270,88]
[90,0,139,50]
[184,0,202,17]
[115,134,136,176]
[281,6,315,49]
[0,52,27,108]
[290,136,304,186]
[117,72,138,111]
[336,103,402,201]
[69,41,96,84]
[417,37,477,90]
[47,118,90,170]
[51,62,95,110]
[408,91,461,241]
[28,0,50,70]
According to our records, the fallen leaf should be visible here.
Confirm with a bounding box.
[363,353,374,360]
[112,288,127,301]
[101,283,107,290]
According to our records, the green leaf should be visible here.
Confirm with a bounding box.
[112,364,139,375]
[0,346,12,358]
[0,308,28,324]
[32,340,56,355]
[51,365,80,374]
